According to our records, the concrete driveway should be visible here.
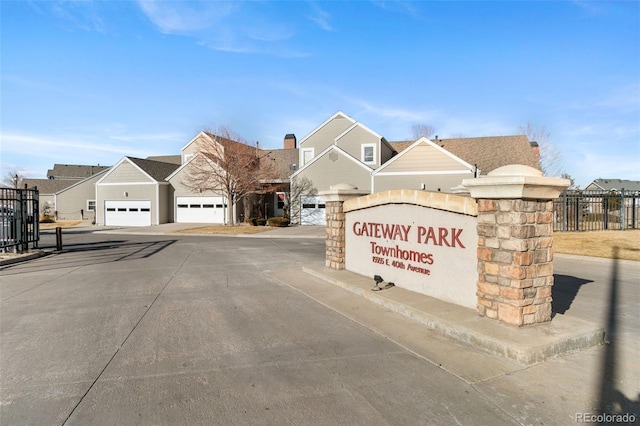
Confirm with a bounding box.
[1,230,638,425]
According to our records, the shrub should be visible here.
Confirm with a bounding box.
[255,218,267,226]
[40,216,56,224]
[267,217,290,227]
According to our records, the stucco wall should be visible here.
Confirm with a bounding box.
[344,190,478,309]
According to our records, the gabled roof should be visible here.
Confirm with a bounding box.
[374,137,475,175]
[128,157,181,181]
[146,155,182,165]
[46,164,110,180]
[22,179,74,194]
[298,111,356,146]
[291,144,374,179]
[262,148,299,181]
[55,168,110,195]
[586,179,640,192]
[335,121,383,143]
[388,135,539,174]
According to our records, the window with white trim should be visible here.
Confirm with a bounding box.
[301,148,314,166]
[361,144,376,164]
[87,200,96,211]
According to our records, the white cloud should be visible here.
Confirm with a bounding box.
[1,133,148,157]
[135,1,311,57]
[306,3,333,31]
[136,0,236,34]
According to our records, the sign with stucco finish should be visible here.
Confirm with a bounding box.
[344,192,478,309]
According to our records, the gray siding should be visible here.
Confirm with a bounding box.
[336,126,381,168]
[296,149,371,193]
[101,161,153,184]
[299,115,353,155]
[168,164,224,197]
[55,172,104,220]
[96,183,157,225]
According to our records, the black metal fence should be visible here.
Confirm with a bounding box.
[553,189,639,232]
[1,186,40,252]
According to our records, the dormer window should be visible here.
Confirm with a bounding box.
[361,144,376,164]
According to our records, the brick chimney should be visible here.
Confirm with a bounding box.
[284,134,297,149]
[530,141,540,162]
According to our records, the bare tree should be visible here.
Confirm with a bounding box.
[520,123,565,177]
[412,124,435,140]
[285,176,317,224]
[2,171,24,189]
[181,127,278,225]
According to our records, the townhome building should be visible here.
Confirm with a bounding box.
[291,111,541,224]
[27,110,542,227]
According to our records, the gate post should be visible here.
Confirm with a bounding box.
[463,165,570,326]
[319,184,369,270]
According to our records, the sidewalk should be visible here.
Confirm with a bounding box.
[300,265,604,365]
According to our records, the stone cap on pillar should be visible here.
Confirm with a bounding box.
[319,183,369,202]
[462,164,570,200]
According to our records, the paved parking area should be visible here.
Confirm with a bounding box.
[1,230,638,425]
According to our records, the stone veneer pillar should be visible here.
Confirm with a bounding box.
[462,165,570,326]
[319,184,369,270]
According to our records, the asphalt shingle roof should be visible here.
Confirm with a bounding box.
[389,135,540,174]
[128,157,180,182]
[587,179,640,192]
[146,155,182,165]
[22,179,75,194]
[47,164,110,179]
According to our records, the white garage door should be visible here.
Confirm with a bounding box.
[105,200,151,227]
[176,196,226,224]
[300,196,325,225]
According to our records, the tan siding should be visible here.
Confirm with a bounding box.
[96,184,157,225]
[374,172,473,193]
[167,165,224,196]
[300,116,353,153]
[56,173,103,220]
[297,151,371,193]
[183,134,220,161]
[102,161,153,184]
[338,126,380,166]
[382,144,468,172]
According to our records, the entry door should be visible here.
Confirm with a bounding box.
[105,200,151,226]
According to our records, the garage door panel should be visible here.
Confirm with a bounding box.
[300,196,325,225]
[176,196,226,223]
[105,201,151,227]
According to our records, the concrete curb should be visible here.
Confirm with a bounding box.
[302,265,605,365]
[0,250,52,267]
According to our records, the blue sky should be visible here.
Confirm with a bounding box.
[2,0,639,188]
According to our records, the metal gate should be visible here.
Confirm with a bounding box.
[553,189,639,232]
[1,186,40,252]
